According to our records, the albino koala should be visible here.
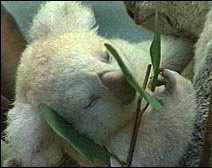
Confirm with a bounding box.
[125,1,212,166]
[5,1,197,167]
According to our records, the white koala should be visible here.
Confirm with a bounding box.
[125,1,212,166]
[5,1,196,167]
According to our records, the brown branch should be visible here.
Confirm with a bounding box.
[126,64,151,166]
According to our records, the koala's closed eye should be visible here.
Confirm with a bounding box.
[100,53,112,64]
[83,95,101,109]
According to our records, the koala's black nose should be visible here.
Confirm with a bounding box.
[99,71,136,105]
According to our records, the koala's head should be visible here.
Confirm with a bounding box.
[125,1,212,41]
[16,3,135,143]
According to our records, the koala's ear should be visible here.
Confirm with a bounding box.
[99,71,136,105]
[30,1,98,41]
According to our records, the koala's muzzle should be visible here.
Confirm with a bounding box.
[99,71,136,105]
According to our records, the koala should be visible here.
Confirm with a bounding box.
[124,1,212,166]
[5,1,196,167]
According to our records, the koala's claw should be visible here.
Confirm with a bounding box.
[157,69,177,93]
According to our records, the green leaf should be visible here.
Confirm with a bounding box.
[150,11,161,91]
[39,104,111,166]
[104,43,161,110]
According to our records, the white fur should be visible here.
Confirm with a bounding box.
[30,1,97,40]
[6,102,63,166]
[125,1,212,166]
[107,70,196,166]
[6,1,197,166]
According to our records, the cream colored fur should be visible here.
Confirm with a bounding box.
[5,1,196,167]
[30,1,97,40]
[125,1,212,166]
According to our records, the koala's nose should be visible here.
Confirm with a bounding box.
[99,71,136,105]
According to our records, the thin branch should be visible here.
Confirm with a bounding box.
[126,64,151,166]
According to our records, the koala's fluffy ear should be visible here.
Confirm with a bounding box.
[30,1,97,41]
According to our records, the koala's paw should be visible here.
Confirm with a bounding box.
[156,68,177,93]
[155,68,193,96]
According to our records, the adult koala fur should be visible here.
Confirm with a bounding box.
[125,1,212,166]
[5,1,196,167]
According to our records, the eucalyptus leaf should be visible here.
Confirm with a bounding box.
[39,104,111,166]
[150,11,161,91]
[104,43,161,110]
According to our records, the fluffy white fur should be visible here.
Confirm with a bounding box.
[5,1,196,167]
[30,1,97,40]
[125,1,212,166]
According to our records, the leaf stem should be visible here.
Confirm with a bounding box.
[126,64,151,166]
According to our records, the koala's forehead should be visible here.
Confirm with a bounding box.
[30,32,105,58]
[16,33,110,98]
[23,33,107,71]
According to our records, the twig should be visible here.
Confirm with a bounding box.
[199,91,212,167]
[151,68,160,92]
[126,64,151,166]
